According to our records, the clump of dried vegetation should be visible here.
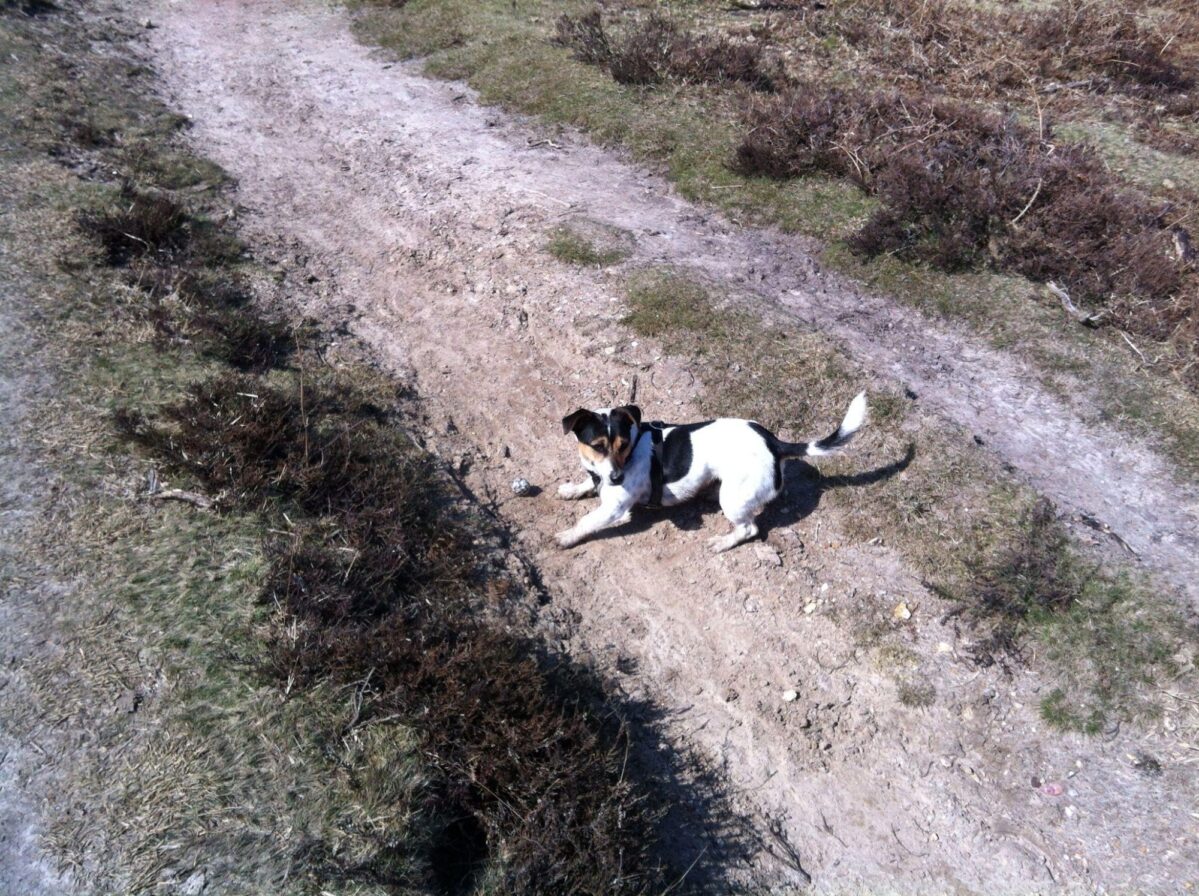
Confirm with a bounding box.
[556,10,777,90]
[735,85,1196,376]
[930,496,1188,733]
[944,499,1082,663]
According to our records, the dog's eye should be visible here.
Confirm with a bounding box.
[589,441,609,455]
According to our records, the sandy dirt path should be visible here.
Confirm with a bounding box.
[144,1,1198,892]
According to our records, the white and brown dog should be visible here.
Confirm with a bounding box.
[556,393,867,552]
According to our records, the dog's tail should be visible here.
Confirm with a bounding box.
[775,391,867,459]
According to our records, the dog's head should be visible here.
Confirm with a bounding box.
[561,404,642,486]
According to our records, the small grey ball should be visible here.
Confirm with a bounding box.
[510,477,532,496]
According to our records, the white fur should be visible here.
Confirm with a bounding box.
[556,393,867,552]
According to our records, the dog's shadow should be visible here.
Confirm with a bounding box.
[586,443,916,544]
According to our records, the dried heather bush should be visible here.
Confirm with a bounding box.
[79,185,188,265]
[736,85,1191,350]
[558,10,776,90]
[195,308,296,371]
[1024,0,1195,96]
[964,499,1082,661]
[555,10,612,68]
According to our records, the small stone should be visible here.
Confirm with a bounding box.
[510,477,532,496]
[783,689,799,702]
[892,602,912,621]
[180,870,207,896]
[603,345,617,355]
[803,602,817,615]
[754,543,782,567]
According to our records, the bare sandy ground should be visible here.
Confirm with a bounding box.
[142,1,1199,891]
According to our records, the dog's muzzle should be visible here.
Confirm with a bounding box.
[608,470,624,485]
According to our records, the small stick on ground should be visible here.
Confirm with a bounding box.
[148,488,215,509]
[765,816,813,886]
[1047,282,1105,327]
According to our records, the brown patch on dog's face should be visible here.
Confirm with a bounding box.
[579,436,609,466]
[562,405,641,478]
[610,434,631,469]
[608,405,641,471]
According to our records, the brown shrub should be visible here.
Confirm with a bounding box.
[736,85,1193,353]
[557,10,776,90]
[193,309,296,371]
[1024,1,1195,96]
[937,498,1084,664]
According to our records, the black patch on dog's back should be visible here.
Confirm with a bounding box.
[658,421,712,483]
[747,421,783,491]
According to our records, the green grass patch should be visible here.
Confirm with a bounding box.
[622,268,729,339]
[546,223,629,266]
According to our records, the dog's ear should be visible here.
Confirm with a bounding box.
[612,405,641,426]
[561,408,595,437]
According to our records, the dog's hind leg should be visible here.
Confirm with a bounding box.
[707,477,775,553]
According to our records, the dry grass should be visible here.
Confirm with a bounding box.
[546,224,630,266]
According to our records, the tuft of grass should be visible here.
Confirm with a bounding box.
[78,185,189,266]
[953,498,1081,660]
[546,224,629,266]
[622,269,727,339]
[930,497,1192,733]
[897,679,937,708]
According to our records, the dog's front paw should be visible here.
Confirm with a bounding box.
[557,483,581,500]
[707,533,737,554]
[554,529,581,549]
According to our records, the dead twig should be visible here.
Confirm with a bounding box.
[815,811,847,847]
[1076,513,1141,558]
[147,488,215,510]
[765,816,813,886]
[1009,177,1043,227]
[1118,330,1152,367]
[1047,281,1105,327]
[891,822,928,858]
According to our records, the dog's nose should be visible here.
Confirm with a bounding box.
[609,471,624,485]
